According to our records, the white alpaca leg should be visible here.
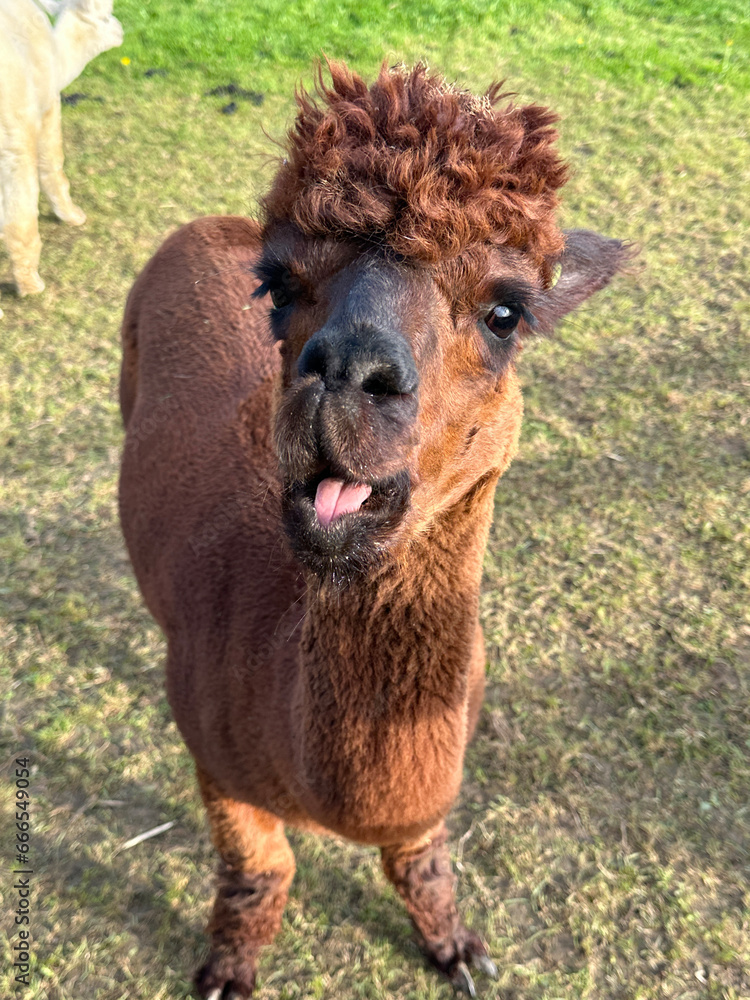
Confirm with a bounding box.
[38,99,86,226]
[1,145,45,296]
[0,179,4,311]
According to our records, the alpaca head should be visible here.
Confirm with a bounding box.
[54,0,122,86]
[258,63,628,586]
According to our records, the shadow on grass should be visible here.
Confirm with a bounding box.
[19,801,204,998]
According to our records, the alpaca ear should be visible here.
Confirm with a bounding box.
[36,0,63,17]
[528,229,633,334]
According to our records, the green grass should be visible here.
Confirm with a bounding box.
[1,0,749,998]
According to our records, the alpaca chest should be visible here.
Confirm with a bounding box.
[293,697,469,843]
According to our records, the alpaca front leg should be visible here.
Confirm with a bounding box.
[381,824,497,997]
[195,768,295,999]
[37,101,86,226]
[1,146,44,296]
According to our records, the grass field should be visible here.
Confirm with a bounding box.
[1,1,749,998]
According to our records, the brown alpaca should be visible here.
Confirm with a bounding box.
[119,62,629,998]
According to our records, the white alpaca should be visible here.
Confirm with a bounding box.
[0,0,122,306]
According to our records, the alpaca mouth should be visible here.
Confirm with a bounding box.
[281,469,411,584]
[314,477,373,527]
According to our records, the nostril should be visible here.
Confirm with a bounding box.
[361,368,404,397]
[297,339,329,381]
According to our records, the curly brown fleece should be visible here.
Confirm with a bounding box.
[262,61,568,281]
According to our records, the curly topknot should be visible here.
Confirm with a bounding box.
[261,61,569,277]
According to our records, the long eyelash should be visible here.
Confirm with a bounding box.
[519,304,537,330]
[252,255,287,287]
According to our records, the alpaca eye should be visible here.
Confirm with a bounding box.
[483,304,520,339]
[268,270,296,310]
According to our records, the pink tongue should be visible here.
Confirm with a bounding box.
[314,478,372,527]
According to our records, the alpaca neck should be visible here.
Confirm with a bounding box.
[290,476,497,829]
[314,497,491,686]
[52,12,103,91]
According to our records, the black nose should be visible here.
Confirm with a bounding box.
[297,325,418,397]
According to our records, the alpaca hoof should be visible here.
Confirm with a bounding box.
[471,953,498,979]
[428,926,496,996]
[63,205,86,226]
[17,273,45,296]
[452,961,476,997]
[195,952,256,999]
